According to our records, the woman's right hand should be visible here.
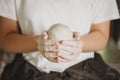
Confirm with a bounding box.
[36,32,59,62]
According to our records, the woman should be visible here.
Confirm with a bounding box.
[0,0,120,80]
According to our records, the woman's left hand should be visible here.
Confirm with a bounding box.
[57,32,83,62]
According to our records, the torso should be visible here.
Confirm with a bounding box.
[14,0,95,73]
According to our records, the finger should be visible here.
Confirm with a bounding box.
[57,57,70,63]
[58,49,71,55]
[40,46,58,52]
[47,58,58,63]
[42,32,48,39]
[61,40,82,48]
[74,32,81,40]
[44,51,58,58]
[40,39,58,46]
[73,32,78,37]
[59,45,79,53]
[74,32,80,38]
[58,50,77,60]
[61,40,78,47]
[43,51,58,62]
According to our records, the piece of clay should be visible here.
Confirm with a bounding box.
[48,23,73,40]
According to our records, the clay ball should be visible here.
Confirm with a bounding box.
[48,23,73,40]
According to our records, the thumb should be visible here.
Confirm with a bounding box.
[73,32,80,40]
[42,32,48,40]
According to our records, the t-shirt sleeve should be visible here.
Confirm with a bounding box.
[0,0,17,21]
[92,0,120,24]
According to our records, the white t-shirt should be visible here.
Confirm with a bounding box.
[0,0,119,73]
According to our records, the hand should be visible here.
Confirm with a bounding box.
[36,32,59,62]
[57,32,83,62]
[36,32,83,63]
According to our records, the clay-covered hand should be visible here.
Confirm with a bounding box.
[36,32,59,62]
[57,32,83,62]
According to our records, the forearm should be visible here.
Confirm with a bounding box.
[81,30,109,52]
[1,33,38,53]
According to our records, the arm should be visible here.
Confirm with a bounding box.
[58,21,110,62]
[81,21,110,52]
[0,17,38,53]
[61,21,110,53]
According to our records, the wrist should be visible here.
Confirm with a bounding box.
[34,35,41,51]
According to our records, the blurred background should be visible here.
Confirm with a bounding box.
[98,0,120,73]
[99,34,120,73]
